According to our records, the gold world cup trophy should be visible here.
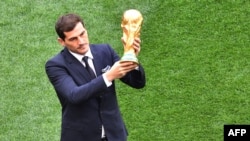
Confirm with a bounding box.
[120,9,143,64]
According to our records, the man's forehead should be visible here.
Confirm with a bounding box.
[64,23,86,39]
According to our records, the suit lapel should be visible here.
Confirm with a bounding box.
[63,48,92,81]
[91,45,103,77]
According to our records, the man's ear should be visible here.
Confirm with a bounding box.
[57,38,65,46]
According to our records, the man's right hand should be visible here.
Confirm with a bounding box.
[105,61,138,81]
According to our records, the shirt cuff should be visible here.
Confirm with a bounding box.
[135,66,139,70]
[102,74,112,87]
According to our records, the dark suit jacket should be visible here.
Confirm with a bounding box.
[45,44,146,141]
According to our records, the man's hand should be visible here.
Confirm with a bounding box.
[121,37,141,56]
[105,61,138,81]
[133,38,141,56]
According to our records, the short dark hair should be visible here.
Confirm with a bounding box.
[55,13,85,40]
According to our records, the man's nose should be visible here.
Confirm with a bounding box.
[78,37,85,44]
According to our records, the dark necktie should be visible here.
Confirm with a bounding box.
[82,56,96,79]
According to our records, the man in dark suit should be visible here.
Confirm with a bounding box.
[45,13,146,141]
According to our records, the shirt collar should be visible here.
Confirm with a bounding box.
[69,48,94,62]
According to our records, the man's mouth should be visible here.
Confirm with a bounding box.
[78,44,87,49]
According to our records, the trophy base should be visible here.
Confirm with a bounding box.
[120,53,139,64]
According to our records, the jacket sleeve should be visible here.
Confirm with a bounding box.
[45,56,108,104]
[120,64,146,89]
[105,44,146,89]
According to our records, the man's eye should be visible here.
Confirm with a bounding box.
[69,38,76,41]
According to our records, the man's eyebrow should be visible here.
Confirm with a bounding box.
[68,36,77,41]
[80,31,85,35]
[68,30,85,41]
